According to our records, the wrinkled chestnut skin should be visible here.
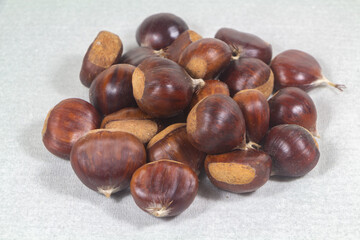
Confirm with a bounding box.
[215,28,272,64]
[147,124,206,173]
[205,149,272,193]
[219,58,273,97]
[187,94,246,154]
[71,130,146,197]
[263,124,320,177]
[178,38,232,79]
[42,98,101,159]
[130,160,198,217]
[89,64,136,115]
[268,87,317,135]
[233,89,270,143]
[132,57,194,118]
[118,47,158,66]
[136,13,188,50]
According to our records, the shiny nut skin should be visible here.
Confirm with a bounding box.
[205,149,272,193]
[263,124,320,177]
[89,64,136,115]
[70,130,146,197]
[42,98,101,159]
[130,160,198,217]
[118,47,158,66]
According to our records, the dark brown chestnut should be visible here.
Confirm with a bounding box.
[130,160,198,217]
[270,49,345,91]
[233,89,270,143]
[71,130,146,197]
[187,94,246,154]
[205,149,272,193]
[118,47,159,67]
[219,58,274,98]
[178,38,232,80]
[42,98,101,159]
[89,64,136,115]
[132,56,204,118]
[80,31,123,87]
[215,28,272,64]
[147,123,206,174]
[263,124,320,177]
[136,13,188,50]
[268,87,318,136]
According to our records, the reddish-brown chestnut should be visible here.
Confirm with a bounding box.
[205,149,272,193]
[187,94,246,154]
[42,98,101,159]
[268,87,318,136]
[271,49,345,91]
[130,160,198,217]
[263,124,320,177]
[118,47,158,67]
[71,130,146,197]
[80,31,123,87]
[233,89,270,143]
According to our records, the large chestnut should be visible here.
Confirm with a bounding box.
[263,124,320,177]
[268,87,318,136]
[71,130,146,197]
[136,13,188,50]
[215,28,272,64]
[130,160,198,217]
[205,149,272,193]
[187,94,246,154]
[89,64,136,115]
[42,98,101,159]
[270,49,345,91]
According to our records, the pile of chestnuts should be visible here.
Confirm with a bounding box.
[42,13,345,218]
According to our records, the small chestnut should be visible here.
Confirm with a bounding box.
[263,124,320,177]
[71,130,146,197]
[42,98,101,159]
[130,160,198,217]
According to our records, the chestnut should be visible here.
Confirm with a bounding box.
[263,124,320,177]
[215,28,272,64]
[187,94,246,154]
[147,123,206,174]
[219,58,274,98]
[89,64,136,115]
[118,47,159,67]
[270,49,345,91]
[71,130,146,197]
[130,160,198,217]
[136,13,188,50]
[205,149,272,193]
[178,38,232,80]
[132,56,204,118]
[80,31,123,87]
[233,89,270,143]
[42,98,101,159]
[268,87,318,136]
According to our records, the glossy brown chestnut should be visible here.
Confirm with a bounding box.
[130,160,198,217]
[187,94,246,154]
[132,56,204,118]
[118,47,158,66]
[80,31,123,87]
[205,149,272,193]
[178,38,232,80]
[233,89,270,143]
[42,98,101,159]
[71,130,146,197]
[268,87,318,136]
[270,49,345,91]
[219,58,274,98]
[263,124,320,177]
[215,28,272,64]
[136,13,188,50]
[147,123,206,174]
[89,64,136,115]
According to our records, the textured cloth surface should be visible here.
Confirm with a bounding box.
[0,0,360,239]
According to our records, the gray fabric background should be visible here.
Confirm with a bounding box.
[1,0,359,239]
